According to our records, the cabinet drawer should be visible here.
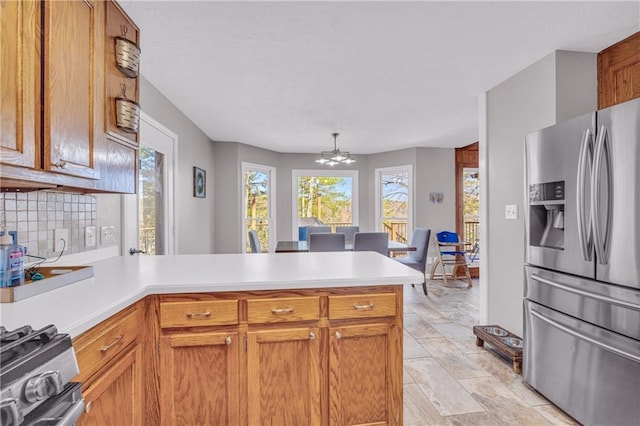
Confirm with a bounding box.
[160,300,238,328]
[247,296,320,324]
[329,293,396,320]
[74,307,141,382]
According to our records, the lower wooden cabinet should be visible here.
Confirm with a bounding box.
[329,323,401,426]
[159,331,240,426]
[247,327,321,425]
[74,286,403,426]
[77,343,143,426]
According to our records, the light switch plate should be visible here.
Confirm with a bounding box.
[85,226,97,248]
[505,204,519,220]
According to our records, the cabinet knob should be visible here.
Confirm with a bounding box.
[335,331,342,340]
[53,161,67,169]
[309,331,316,340]
[225,336,232,345]
[85,401,93,413]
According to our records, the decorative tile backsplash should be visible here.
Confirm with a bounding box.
[0,191,98,259]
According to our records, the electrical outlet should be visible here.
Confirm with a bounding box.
[54,228,69,252]
[505,204,519,220]
[85,226,97,248]
[101,226,115,245]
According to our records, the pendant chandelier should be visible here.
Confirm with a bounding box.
[315,133,356,166]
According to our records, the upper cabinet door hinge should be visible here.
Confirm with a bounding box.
[243,336,247,352]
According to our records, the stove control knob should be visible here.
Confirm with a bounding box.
[24,371,64,403]
[0,398,23,426]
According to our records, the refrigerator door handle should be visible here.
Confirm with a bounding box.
[592,125,612,265]
[530,273,640,311]
[530,309,640,364]
[576,128,593,261]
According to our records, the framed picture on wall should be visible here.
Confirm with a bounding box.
[193,167,206,198]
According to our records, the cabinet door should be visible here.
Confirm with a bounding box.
[43,0,102,179]
[160,331,240,426]
[78,344,143,426]
[329,323,401,426]
[247,327,321,426]
[0,0,39,168]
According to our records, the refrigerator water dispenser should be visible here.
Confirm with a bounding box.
[529,181,565,250]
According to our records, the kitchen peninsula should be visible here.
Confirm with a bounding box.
[1,252,423,425]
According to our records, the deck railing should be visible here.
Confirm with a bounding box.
[463,220,479,244]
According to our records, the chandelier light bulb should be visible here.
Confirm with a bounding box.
[315,132,355,166]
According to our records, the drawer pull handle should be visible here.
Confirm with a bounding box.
[53,161,67,169]
[186,311,211,318]
[335,331,342,340]
[271,307,294,315]
[100,334,124,353]
[353,303,374,310]
[309,331,316,340]
[225,336,232,345]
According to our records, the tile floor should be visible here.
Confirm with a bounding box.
[402,279,577,425]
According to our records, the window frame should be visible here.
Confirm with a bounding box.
[291,169,359,239]
[374,164,414,242]
[241,162,277,253]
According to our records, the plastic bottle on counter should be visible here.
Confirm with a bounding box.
[0,233,25,288]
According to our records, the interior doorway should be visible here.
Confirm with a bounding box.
[455,142,479,276]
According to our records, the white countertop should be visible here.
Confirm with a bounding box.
[0,252,423,337]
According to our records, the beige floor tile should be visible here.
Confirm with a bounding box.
[405,333,432,359]
[406,302,451,324]
[459,377,553,425]
[405,313,443,339]
[405,358,485,417]
[465,351,548,406]
[430,322,476,342]
[533,404,578,426]
[417,337,492,380]
[404,366,416,385]
[444,411,504,426]
[403,383,447,426]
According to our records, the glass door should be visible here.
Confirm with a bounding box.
[242,163,276,252]
[375,166,412,243]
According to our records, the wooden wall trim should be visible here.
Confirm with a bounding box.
[454,142,478,240]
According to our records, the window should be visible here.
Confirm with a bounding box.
[375,165,413,243]
[242,163,276,252]
[292,170,358,238]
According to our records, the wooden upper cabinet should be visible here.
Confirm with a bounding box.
[598,31,640,109]
[105,0,140,146]
[43,0,103,180]
[0,0,40,169]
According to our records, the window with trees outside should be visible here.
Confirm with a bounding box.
[243,163,276,253]
[375,165,413,243]
[138,145,166,255]
[292,170,358,237]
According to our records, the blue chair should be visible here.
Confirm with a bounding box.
[352,232,388,256]
[430,231,472,288]
[395,228,431,295]
[248,230,261,253]
[308,233,345,252]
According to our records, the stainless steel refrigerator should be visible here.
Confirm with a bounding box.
[524,97,640,425]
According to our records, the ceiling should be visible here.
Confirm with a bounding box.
[119,1,639,155]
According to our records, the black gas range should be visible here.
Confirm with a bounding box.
[0,325,84,426]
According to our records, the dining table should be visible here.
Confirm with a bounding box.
[275,240,416,254]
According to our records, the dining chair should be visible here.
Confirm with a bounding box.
[306,226,331,236]
[248,230,261,253]
[335,226,359,242]
[308,233,345,252]
[352,232,388,256]
[430,231,472,288]
[395,228,431,295]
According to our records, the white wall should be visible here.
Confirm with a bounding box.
[484,51,596,335]
[140,77,215,254]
